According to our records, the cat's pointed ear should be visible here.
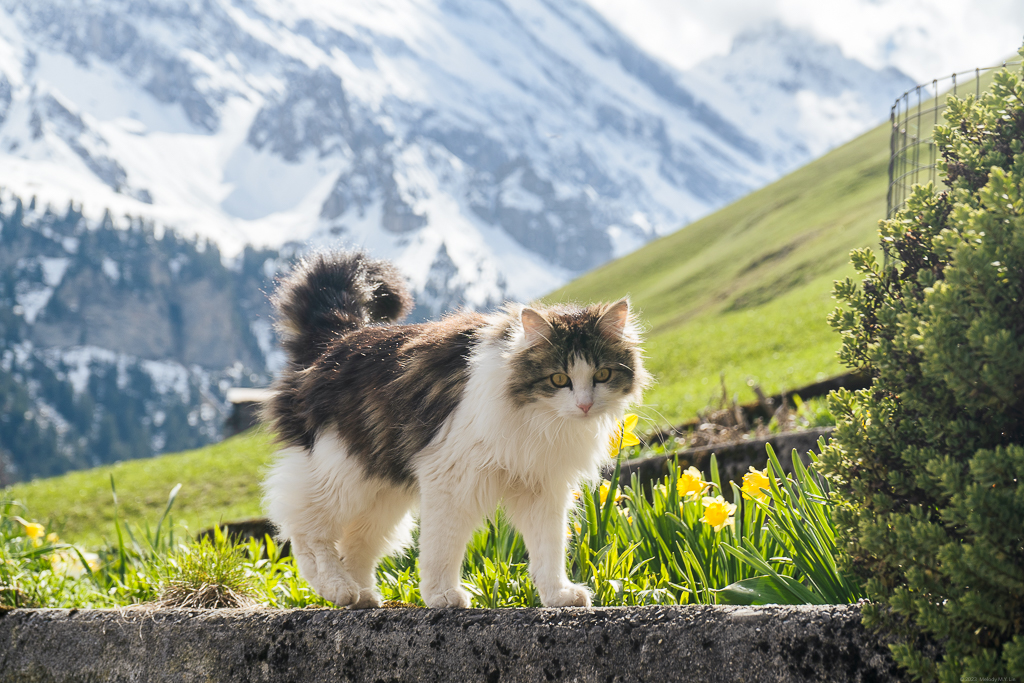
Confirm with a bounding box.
[521,307,552,346]
[598,298,630,339]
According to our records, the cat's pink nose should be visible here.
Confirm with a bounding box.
[577,401,593,415]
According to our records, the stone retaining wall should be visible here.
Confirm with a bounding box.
[0,604,899,682]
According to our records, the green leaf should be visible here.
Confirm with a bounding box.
[720,540,825,605]
[717,575,809,605]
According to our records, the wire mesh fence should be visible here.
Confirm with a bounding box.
[887,59,1023,218]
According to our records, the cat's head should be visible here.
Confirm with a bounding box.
[505,299,649,420]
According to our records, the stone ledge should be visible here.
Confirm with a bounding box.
[0,604,898,682]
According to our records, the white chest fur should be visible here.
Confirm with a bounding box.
[413,339,619,495]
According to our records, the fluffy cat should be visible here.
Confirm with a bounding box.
[262,251,648,609]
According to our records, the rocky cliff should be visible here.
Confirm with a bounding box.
[0,193,280,482]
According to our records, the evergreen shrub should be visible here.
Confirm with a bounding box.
[823,49,1024,681]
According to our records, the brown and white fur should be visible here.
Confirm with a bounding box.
[262,251,648,609]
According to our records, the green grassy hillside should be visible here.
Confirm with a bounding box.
[3,430,276,547]
[548,121,891,424]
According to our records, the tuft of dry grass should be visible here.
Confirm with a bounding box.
[157,581,258,609]
[155,530,260,609]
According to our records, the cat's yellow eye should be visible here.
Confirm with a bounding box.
[550,373,571,388]
[594,368,612,383]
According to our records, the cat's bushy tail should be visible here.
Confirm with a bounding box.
[273,251,413,369]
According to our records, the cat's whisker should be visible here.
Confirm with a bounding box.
[630,407,666,426]
[621,406,668,450]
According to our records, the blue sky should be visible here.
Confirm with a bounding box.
[586,0,1024,82]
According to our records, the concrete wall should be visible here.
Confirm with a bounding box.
[0,604,900,682]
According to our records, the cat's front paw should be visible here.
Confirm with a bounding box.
[543,583,592,608]
[423,586,472,609]
[312,574,360,608]
[350,589,382,610]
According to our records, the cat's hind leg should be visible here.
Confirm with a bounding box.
[263,441,359,606]
[264,435,411,608]
[289,535,360,606]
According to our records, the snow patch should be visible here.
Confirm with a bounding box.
[250,318,286,373]
[101,257,120,282]
[39,256,70,287]
[606,224,647,259]
[220,144,335,220]
[16,287,52,324]
[140,359,192,401]
[795,90,878,154]
[35,51,199,136]
[58,346,118,395]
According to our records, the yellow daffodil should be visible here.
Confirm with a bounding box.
[741,466,771,502]
[608,413,640,456]
[598,480,623,506]
[46,532,60,543]
[700,495,737,532]
[14,517,45,541]
[677,466,710,500]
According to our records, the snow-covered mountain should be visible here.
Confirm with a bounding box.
[683,22,916,172]
[0,1,914,314]
[0,0,916,480]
